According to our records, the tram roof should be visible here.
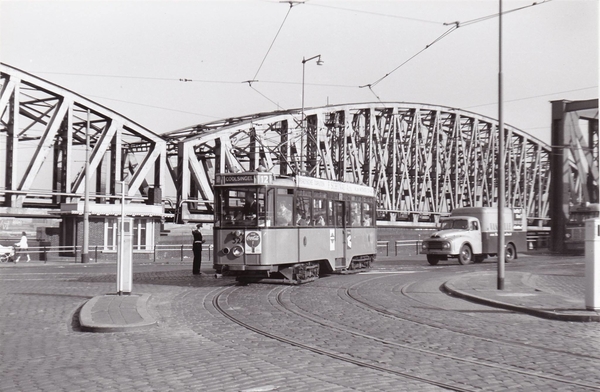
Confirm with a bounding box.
[215,172,375,197]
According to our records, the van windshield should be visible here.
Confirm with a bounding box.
[440,219,469,230]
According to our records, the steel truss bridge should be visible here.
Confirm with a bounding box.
[1,63,598,232]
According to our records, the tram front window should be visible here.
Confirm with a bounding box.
[219,188,266,226]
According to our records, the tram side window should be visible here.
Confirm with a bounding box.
[327,200,335,226]
[260,189,273,227]
[362,202,373,226]
[275,189,293,226]
[350,201,362,227]
[334,201,344,227]
[313,198,327,226]
[296,193,312,226]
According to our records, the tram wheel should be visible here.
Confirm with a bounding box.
[292,262,320,284]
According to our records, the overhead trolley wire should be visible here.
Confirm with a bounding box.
[251,2,298,82]
[243,1,301,111]
[306,2,442,25]
[456,0,553,27]
[34,71,241,85]
[244,80,284,110]
[360,0,553,92]
[31,0,558,121]
[464,85,599,110]
[360,24,458,90]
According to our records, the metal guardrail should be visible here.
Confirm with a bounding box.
[7,245,81,262]
[526,234,550,250]
[3,244,213,263]
[377,240,422,257]
[153,244,213,263]
[5,233,549,263]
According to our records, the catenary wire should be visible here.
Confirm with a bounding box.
[251,2,297,82]
[306,2,443,25]
[361,0,553,90]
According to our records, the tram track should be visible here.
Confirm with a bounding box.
[213,284,474,392]
[344,274,600,361]
[298,282,600,390]
[211,283,600,391]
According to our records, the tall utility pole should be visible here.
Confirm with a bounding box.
[82,110,90,263]
[497,0,505,289]
[301,54,323,173]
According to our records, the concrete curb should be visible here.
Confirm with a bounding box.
[442,279,600,323]
[80,293,157,333]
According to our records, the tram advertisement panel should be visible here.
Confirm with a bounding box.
[245,230,262,254]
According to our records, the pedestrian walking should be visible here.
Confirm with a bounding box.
[192,224,205,275]
[15,231,30,263]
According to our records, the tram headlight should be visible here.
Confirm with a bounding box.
[565,233,571,239]
[222,247,230,255]
[231,245,244,257]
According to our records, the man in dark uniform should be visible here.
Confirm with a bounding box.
[192,223,204,275]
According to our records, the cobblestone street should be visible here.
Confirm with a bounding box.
[1,255,599,391]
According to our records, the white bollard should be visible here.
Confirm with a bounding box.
[585,218,600,310]
[117,217,134,294]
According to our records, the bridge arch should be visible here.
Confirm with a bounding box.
[0,63,167,208]
[167,102,552,228]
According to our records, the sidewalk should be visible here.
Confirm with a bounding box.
[443,270,600,322]
[79,293,157,332]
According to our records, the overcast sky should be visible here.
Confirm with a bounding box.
[1,0,597,144]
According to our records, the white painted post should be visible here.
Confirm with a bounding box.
[117,182,133,295]
[118,217,133,294]
[585,218,600,310]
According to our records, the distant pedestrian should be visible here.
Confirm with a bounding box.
[15,231,30,263]
[192,224,205,275]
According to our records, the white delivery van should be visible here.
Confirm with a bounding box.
[421,207,527,265]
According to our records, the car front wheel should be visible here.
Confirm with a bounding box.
[458,244,473,265]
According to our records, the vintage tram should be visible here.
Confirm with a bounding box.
[212,172,377,283]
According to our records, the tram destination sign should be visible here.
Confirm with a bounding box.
[218,173,273,185]
[224,174,254,184]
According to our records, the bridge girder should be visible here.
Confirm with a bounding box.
[0,63,167,208]
[171,102,556,227]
